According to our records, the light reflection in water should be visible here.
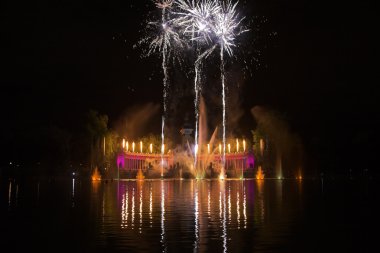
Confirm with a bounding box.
[111,180,255,252]
[237,191,240,229]
[221,181,227,253]
[161,180,166,252]
[92,180,100,194]
[219,190,222,219]
[243,183,247,228]
[121,187,128,228]
[139,185,143,233]
[121,192,125,228]
[132,187,135,229]
[259,181,265,221]
[149,184,153,227]
[194,181,199,252]
[126,188,129,227]
[228,185,231,223]
[5,176,358,253]
[207,186,211,217]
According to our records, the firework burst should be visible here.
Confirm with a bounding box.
[174,0,221,45]
[213,0,248,56]
[137,0,249,178]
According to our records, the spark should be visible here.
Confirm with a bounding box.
[155,0,174,9]
[174,0,221,45]
[212,1,248,174]
[137,1,249,176]
[213,0,248,56]
[138,1,186,180]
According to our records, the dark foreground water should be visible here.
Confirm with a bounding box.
[1,178,378,252]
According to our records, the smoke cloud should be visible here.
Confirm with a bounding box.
[114,103,160,139]
[251,106,303,176]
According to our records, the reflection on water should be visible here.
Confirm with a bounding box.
[149,184,152,226]
[221,181,227,253]
[2,178,377,252]
[194,181,199,252]
[89,180,259,252]
[160,180,166,252]
[97,180,260,252]
[2,179,276,252]
[257,180,265,223]
[243,182,247,229]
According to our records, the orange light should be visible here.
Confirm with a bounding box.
[260,139,264,156]
[136,169,145,180]
[91,167,101,181]
[256,166,265,180]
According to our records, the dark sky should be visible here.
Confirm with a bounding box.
[0,0,377,166]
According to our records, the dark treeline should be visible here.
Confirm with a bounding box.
[0,110,119,179]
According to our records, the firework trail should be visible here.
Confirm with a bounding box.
[175,0,247,176]
[143,0,182,177]
[210,0,247,176]
[173,0,221,170]
[160,1,170,178]
[220,45,226,174]
[194,59,200,169]
[138,0,248,177]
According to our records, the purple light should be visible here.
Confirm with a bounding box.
[246,153,254,169]
[117,155,125,168]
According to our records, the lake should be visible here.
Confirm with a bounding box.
[1,178,378,252]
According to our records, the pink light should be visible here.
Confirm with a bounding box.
[117,154,125,168]
[246,153,254,169]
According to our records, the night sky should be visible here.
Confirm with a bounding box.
[1,1,377,170]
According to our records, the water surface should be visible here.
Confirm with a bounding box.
[1,178,378,252]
